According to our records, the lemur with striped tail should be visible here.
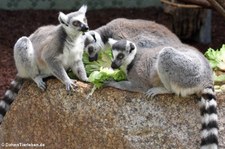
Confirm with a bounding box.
[0,5,89,124]
[106,38,219,149]
[83,18,181,61]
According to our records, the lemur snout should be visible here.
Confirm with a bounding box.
[88,46,94,54]
[111,61,119,69]
[80,24,89,32]
[88,54,98,62]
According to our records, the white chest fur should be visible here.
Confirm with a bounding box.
[58,35,85,68]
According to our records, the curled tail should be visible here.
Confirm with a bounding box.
[200,87,218,149]
[0,76,24,124]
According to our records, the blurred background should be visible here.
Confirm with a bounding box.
[0,0,161,10]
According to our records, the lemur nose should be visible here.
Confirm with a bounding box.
[111,62,119,69]
[88,46,94,54]
[81,24,89,32]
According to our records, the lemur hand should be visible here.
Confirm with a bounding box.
[65,79,78,95]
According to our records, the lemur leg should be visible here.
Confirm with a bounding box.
[71,60,89,82]
[145,87,173,99]
[104,81,144,93]
[45,59,77,93]
[14,37,44,89]
[33,76,46,91]
[157,47,202,97]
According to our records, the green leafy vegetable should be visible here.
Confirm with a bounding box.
[88,67,126,88]
[204,44,225,84]
[82,48,113,76]
[213,72,225,83]
[83,48,126,88]
[204,44,225,70]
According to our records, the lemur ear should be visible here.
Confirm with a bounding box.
[78,5,87,14]
[129,43,135,53]
[84,31,96,42]
[58,12,68,26]
[91,33,97,42]
[108,38,118,46]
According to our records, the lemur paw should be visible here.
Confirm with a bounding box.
[37,80,46,91]
[145,87,172,99]
[34,76,46,91]
[145,89,158,99]
[65,79,78,95]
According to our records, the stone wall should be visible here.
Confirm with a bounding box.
[0,79,224,148]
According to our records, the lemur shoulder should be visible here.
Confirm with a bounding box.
[0,5,89,124]
[106,38,218,149]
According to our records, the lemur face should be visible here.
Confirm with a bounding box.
[84,31,102,61]
[58,5,89,33]
[109,39,136,69]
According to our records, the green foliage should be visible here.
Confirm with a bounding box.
[204,44,225,70]
[88,67,126,88]
[83,48,126,88]
[204,44,225,84]
[82,48,113,76]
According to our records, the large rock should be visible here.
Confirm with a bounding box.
[0,79,224,148]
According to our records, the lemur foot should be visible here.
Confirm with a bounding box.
[65,79,78,95]
[34,76,46,91]
[145,87,172,99]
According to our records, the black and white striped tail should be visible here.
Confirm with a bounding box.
[0,76,24,124]
[199,87,219,149]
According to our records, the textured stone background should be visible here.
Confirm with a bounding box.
[0,79,224,148]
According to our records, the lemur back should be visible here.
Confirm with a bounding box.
[95,18,180,43]
[0,5,89,124]
[84,18,181,61]
[106,39,218,149]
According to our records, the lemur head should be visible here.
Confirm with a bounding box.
[58,5,89,35]
[84,31,103,61]
[108,38,137,69]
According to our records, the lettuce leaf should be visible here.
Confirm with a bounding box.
[82,48,113,76]
[204,44,225,70]
[88,67,126,88]
[204,44,225,84]
[83,48,126,88]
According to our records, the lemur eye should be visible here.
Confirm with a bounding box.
[72,21,80,27]
[117,53,124,60]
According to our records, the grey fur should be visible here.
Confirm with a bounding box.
[84,18,181,60]
[15,5,89,91]
[106,39,218,149]
[112,39,127,51]
[0,5,89,124]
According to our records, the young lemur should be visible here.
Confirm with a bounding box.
[0,5,89,124]
[84,18,181,61]
[106,38,218,149]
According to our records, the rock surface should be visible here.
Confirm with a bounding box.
[0,79,224,149]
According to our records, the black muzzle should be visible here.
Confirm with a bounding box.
[80,24,89,32]
[88,54,98,62]
[111,61,120,69]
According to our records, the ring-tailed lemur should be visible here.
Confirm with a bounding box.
[83,18,181,61]
[106,38,219,149]
[0,5,89,124]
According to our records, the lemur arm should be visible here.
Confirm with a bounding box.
[104,80,144,93]
[45,58,77,92]
[71,60,88,82]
